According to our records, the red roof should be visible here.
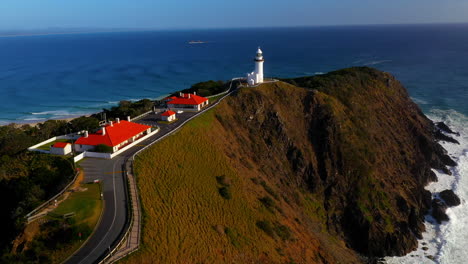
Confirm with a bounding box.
[75,120,151,147]
[167,93,208,106]
[52,142,70,148]
[161,110,176,116]
[164,96,177,101]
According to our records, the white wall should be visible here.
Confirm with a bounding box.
[50,144,72,155]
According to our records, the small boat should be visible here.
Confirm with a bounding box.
[188,40,205,44]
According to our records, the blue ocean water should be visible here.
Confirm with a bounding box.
[0,24,467,124]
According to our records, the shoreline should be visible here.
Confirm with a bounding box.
[5,115,90,128]
[2,93,172,128]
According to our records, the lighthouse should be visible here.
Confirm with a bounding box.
[247,47,264,86]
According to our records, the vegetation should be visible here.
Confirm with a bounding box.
[99,99,154,120]
[94,144,113,153]
[3,183,103,263]
[173,80,229,97]
[0,123,77,259]
[122,110,304,263]
[121,101,361,263]
[256,220,293,241]
[218,186,232,200]
[0,152,74,259]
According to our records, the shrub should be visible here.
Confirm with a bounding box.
[219,187,232,200]
[94,144,113,153]
[224,227,240,248]
[274,224,293,241]
[256,221,293,241]
[250,177,259,184]
[256,220,275,237]
[259,196,275,211]
[260,180,279,199]
[216,175,230,187]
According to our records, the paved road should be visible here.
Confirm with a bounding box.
[67,82,240,264]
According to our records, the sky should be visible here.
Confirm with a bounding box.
[1,0,468,30]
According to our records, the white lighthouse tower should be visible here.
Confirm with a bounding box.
[247,47,264,86]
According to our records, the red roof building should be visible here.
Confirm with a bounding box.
[52,142,69,148]
[167,93,209,111]
[51,142,72,155]
[75,120,152,153]
[161,110,176,116]
[161,110,176,122]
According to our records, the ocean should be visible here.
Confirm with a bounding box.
[0,25,467,263]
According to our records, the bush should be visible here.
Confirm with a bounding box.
[256,221,293,241]
[274,224,293,241]
[216,175,230,187]
[259,196,275,211]
[94,144,113,153]
[256,220,275,237]
[219,187,232,200]
[260,180,279,200]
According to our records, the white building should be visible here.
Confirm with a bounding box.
[50,142,72,155]
[247,47,264,86]
[74,119,152,153]
[166,93,209,112]
[161,110,176,122]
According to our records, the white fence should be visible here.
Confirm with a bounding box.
[28,134,81,153]
[26,170,80,223]
[130,110,152,122]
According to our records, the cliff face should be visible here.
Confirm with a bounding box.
[215,67,453,257]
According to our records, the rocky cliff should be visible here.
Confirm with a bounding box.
[218,67,454,257]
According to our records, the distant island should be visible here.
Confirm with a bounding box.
[0,67,460,263]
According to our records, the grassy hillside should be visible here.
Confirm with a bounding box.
[122,90,361,264]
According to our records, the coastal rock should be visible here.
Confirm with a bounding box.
[431,198,449,224]
[435,129,460,144]
[439,190,461,207]
[436,122,460,136]
[214,67,454,259]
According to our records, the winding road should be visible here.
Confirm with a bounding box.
[65,80,242,264]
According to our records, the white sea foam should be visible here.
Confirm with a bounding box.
[23,117,46,121]
[386,109,468,264]
[314,72,325,75]
[31,110,74,116]
[411,97,429,105]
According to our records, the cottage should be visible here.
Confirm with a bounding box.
[166,92,209,111]
[50,142,72,155]
[161,110,176,122]
[74,118,152,153]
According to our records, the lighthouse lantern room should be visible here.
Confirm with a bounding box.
[247,47,264,86]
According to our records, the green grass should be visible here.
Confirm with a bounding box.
[122,110,285,263]
[208,93,225,103]
[45,183,102,262]
[49,183,102,226]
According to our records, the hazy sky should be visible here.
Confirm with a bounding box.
[2,0,468,30]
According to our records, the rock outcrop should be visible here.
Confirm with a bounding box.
[214,67,454,258]
[431,198,449,224]
[439,190,461,207]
